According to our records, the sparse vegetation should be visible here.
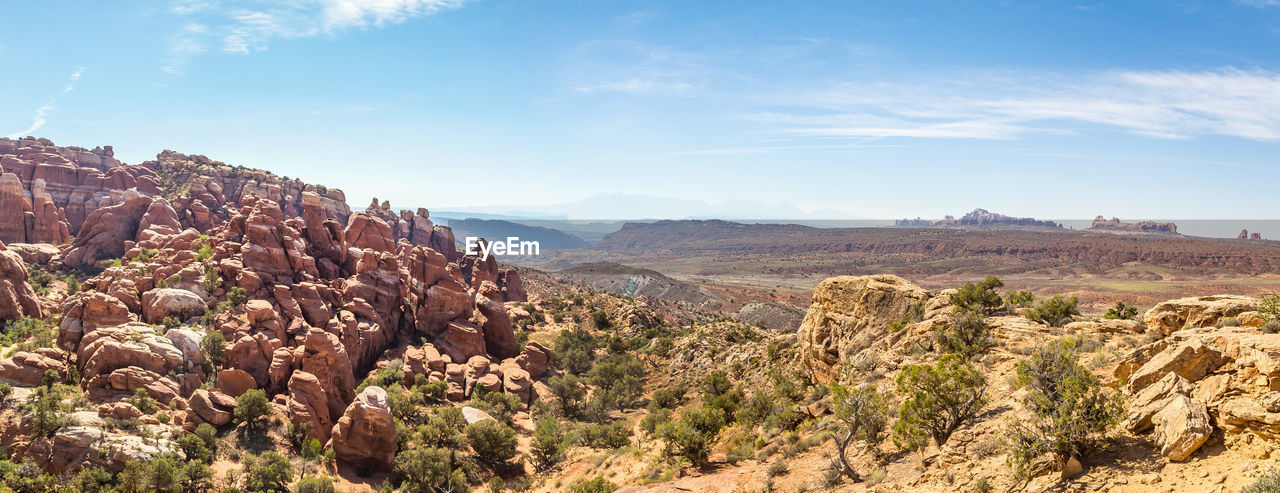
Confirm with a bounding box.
[234,389,272,429]
[1007,338,1123,479]
[1104,301,1139,320]
[829,384,892,482]
[466,420,519,465]
[1004,290,1035,309]
[1026,295,1080,327]
[892,354,987,450]
[950,276,1005,315]
[530,417,566,472]
[934,308,992,357]
[1261,293,1280,324]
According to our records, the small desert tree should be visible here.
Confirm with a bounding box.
[1004,290,1035,309]
[235,389,271,429]
[933,309,992,357]
[466,420,518,466]
[950,276,1005,315]
[829,384,892,482]
[1103,301,1139,320]
[1026,295,1080,327]
[201,331,227,370]
[529,417,565,472]
[1007,338,1123,479]
[892,354,987,450]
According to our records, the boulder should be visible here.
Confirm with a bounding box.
[1144,295,1259,335]
[436,321,487,364]
[141,288,206,324]
[298,327,357,423]
[473,281,518,359]
[6,242,60,264]
[1151,395,1212,461]
[135,197,181,242]
[77,322,186,381]
[188,388,236,427]
[462,406,496,424]
[343,213,395,253]
[328,386,397,471]
[797,275,932,382]
[1220,397,1280,439]
[217,368,257,397]
[57,291,135,349]
[98,402,144,420]
[518,341,551,378]
[1124,372,1195,433]
[503,367,532,403]
[1127,338,1226,393]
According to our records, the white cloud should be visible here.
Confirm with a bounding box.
[753,68,1280,141]
[568,42,706,96]
[62,67,85,93]
[163,0,468,72]
[5,103,55,140]
[6,68,85,139]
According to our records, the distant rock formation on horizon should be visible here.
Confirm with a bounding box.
[1090,216,1179,235]
[1239,229,1263,240]
[895,208,1062,229]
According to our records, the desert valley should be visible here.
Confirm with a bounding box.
[0,136,1277,493]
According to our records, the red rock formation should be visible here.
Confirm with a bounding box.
[1239,229,1249,239]
[2,136,548,477]
[473,281,518,359]
[0,241,45,322]
[0,173,70,244]
[344,213,396,253]
[0,349,67,385]
[62,191,153,267]
[328,386,397,471]
[1090,216,1179,235]
[286,371,334,442]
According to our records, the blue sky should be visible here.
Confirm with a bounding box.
[3,1,1280,219]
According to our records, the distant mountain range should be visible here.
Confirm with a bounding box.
[434,193,857,220]
[441,218,589,250]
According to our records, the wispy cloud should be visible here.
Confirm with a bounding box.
[751,68,1280,141]
[163,0,468,72]
[569,42,707,96]
[62,67,84,93]
[5,68,85,139]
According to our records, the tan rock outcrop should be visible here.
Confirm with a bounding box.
[1064,319,1146,334]
[1126,338,1227,393]
[1143,295,1259,335]
[797,275,932,382]
[1151,395,1212,461]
